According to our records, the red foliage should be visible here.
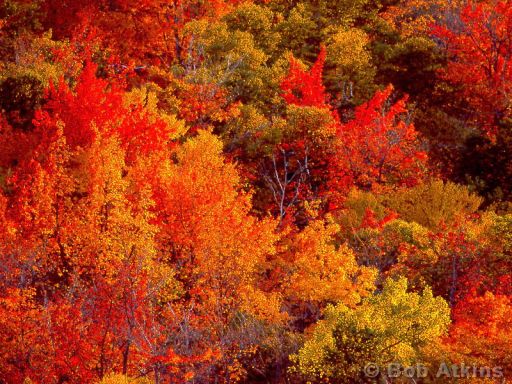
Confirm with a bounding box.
[433,0,512,135]
[360,208,399,230]
[40,0,244,65]
[280,47,329,109]
[333,85,428,195]
[37,62,175,162]
[448,290,512,372]
[276,51,428,216]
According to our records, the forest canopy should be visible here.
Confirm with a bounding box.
[1,0,512,383]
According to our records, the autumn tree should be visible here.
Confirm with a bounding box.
[3,0,512,383]
[434,0,512,135]
[269,219,376,328]
[332,85,428,198]
[246,48,339,224]
[0,63,183,382]
[447,291,512,375]
[290,278,450,383]
[433,1,512,201]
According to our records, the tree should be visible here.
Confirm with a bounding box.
[381,179,482,229]
[4,0,512,382]
[332,85,428,197]
[268,219,376,329]
[0,63,183,382]
[39,0,244,66]
[280,46,329,109]
[290,277,450,383]
[324,26,376,106]
[432,0,512,201]
[387,212,512,307]
[382,0,463,38]
[252,49,339,224]
[145,129,283,382]
[447,291,512,375]
[434,0,512,136]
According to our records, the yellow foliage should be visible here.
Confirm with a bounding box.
[98,374,151,384]
[284,219,376,305]
[337,188,390,231]
[74,132,156,279]
[0,31,68,85]
[182,19,268,89]
[326,27,372,72]
[276,3,317,56]
[222,3,281,54]
[382,179,482,229]
[291,278,450,382]
[157,130,280,319]
[490,213,512,253]
[381,0,464,37]
[123,86,187,140]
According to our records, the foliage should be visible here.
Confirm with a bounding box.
[1,0,512,382]
[290,278,450,383]
[434,0,512,136]
[333,84,428,195]
[448,291,512,374]
[381,179,482,229]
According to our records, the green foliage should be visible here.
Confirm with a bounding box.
[372,34,443,98]
[490,213,512,254]
[223,3,280,56]
[324,27,376,104]
[0,74,44,130]
[457,118,512,204]
[275,4,318,61]
[270,0,371,29]
[291,278,450,383]
[182,19,269,103]
[0,31,66,130]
